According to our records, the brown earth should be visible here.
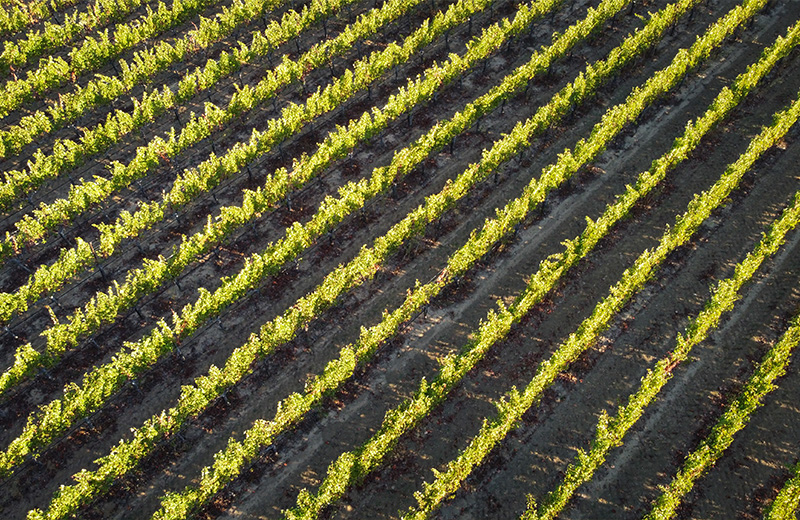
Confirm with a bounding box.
[1,0,800,518]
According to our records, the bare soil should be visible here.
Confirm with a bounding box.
[1,0,800,518]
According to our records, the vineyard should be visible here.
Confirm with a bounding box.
[0,0,798,517]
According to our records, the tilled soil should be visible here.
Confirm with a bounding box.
[1,0,800,518]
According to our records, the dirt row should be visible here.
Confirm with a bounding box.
[0,0,528,439]
[2,0,800,517]
[0,0,589,512]
[0,0,468,353]
[186,1,800,519]
[328,6,800,519]
[0,0,319,230]
[0,0,243,132]
[0,0,513,344]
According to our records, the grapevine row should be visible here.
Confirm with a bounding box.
[402,34,799,519]
[524,191,800,519]
[22,0,684,513]
[0,0,223,118]
[764,459,800,519]
[2,0,796,519]
[0,0,492,324]
[0,0,570,396]
[0,0,424,265]
[0,0,82,40]
[0,0,147,74]
[147,0,691,515]
[0,0,511,479]
[644,294,800,519]
[0,0,352,187]
[7,0,693,469]
[278,1,769,517]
